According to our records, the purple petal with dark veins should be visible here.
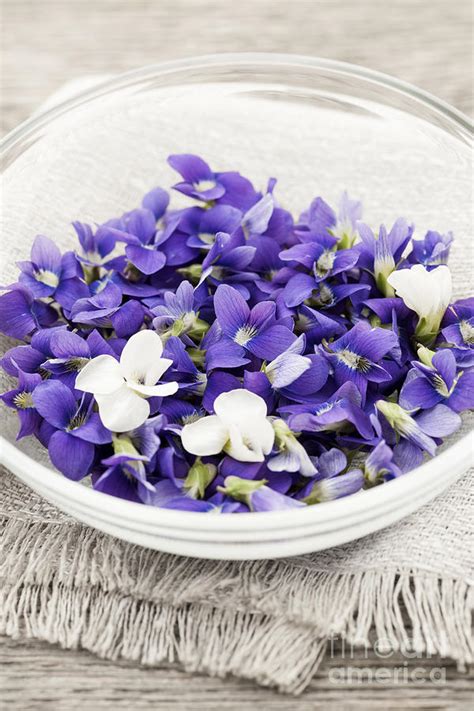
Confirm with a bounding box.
[48,430,95,480]
[214,284,249,337]
[32,380,78,429]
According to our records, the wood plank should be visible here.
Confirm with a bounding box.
[1,0,472,136]
[1,635,472,710]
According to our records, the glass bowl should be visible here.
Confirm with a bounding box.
[1,54,472,559]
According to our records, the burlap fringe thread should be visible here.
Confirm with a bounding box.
[1,518,472,694]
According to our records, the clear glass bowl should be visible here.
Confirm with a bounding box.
[1,54,472,559]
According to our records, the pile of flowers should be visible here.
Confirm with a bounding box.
[1,154,473,513]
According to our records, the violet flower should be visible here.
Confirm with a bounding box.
[357,218,413,296]
[286,381,374,440]
[17,235,78,298]
[168,154,259,206]
[279,241,358,283]
[181,389,274,462]
[114,208,167,276]
[199,230,256,287]
[283,275,369,309]
[298,448,364,503]
[399,347,474,413]
[0,370,42,439]
[75,330,178,432]
[180,204,242,249]
[387,264,452,345]
[70,282,145,338]
[268,418,316,476]
[441,297,474,367]
[152,280,209,341]
[364,440,402,485]
[0,285,57,339]
[73,221,117,269]
[94,451,155,503]
[214,284,295,360]
[322,321,399,402]
[41,328,117,387]
[376,400,461,457]
[218,475,305,512]
[32,380,111,480]
[410,230,453,268]
[295,305,346,346]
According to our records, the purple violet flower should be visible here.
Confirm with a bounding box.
[1,370,43,439]
[410,230,453,268]
[218,475,305,512]
[298,449,364,503]
[322,321,399,402]
[441,297,474,367]
[95,451,156,503]
[180,204,243,249]
[0,285,57,339]
[214,284,296,360]
[376,400,461,457]
[17,235,78,298]
[168,154,260,207]
[70,282,144,337]
[286,381,374,440]
[32,380,112,480]
[399,348,474,413]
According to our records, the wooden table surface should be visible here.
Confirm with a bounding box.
[1,1,473,709]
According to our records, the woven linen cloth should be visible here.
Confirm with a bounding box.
[0,78,473,694]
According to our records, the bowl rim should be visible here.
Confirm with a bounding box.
[1,52,472,531]
[1,52,472,155]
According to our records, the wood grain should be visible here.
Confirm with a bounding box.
[1,634,472,711]
[1,0,473,708]
[1,0,473,136]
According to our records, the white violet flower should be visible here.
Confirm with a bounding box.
[181,389,275,462]
[75,330,178,432]
[387,264,452,343]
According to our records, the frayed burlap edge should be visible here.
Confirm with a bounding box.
[1,517,472,694]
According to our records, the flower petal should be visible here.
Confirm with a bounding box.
[110,300,145,339]
[119,330,165,385]
[283,273,316,308]
[447,371,474,412]
[0,288,36,339]
[225,423,268,462]
[129,380,179,397]
[181,415,229,456]
[416,404,461,438]
[125,244,166,275]
[246,325,296,360]
[214,388,268,425]
[242,193,274,235]
[75,354,123,395]
[32,380,77,429]
[48,430,94,480]
[168,153,212,182]
[95,385,150,432]
[250,487,305,511]
[31,234,62,273]
[71,412,113,444]
[399,374,441,410]
[214,284,250,338]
